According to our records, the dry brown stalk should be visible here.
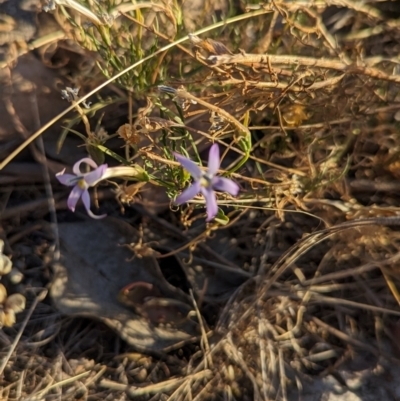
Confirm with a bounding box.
[285,0,383,20]
[175,88,251,140]
[209,54,400,84]
[301,254,400,286]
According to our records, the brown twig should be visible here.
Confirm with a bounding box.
[209,53,400,84]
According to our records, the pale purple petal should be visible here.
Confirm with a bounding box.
[207,144,220,176]
[175,181,201,205]
[201,187,218,221]
[81,189,106,219]
[56,171,78,186]
[84,164,108,185]
[212,177,240,196]
[67,185,84,211]
[72,158,99,176]
[174,153,202,180]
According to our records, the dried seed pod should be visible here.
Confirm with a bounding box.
[5,294,26,313]
[115,181,146,206]
[0,253,12,276]
[282,104,309,127]
[117,123,140,145]
[188,34,233,55]
[8,268,24,285]
[0,283,7,304]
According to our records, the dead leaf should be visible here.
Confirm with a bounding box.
[50,218,200,353]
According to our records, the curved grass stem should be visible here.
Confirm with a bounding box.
[0,8,271,170]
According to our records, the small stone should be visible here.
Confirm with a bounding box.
[8,268,24,284]
[2,309,16,327]
[227,365,235,381]
[5,293,26,313]
[339,370,364,391]
[135,367,147,382]
[0,253,12,275]
[324,374,346,394]
[0,283,7,303]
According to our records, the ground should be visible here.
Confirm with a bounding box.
[1,1,400,400]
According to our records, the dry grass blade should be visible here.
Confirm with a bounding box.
[301,253,400,286]
[264,216,400,294]
[0,289,47,377]
[30,370,92,400]
[100,370,212,397]
[310,316,383,358]
[190,289,213,369]
[224,336,262,401]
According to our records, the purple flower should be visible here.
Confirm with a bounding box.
[174,144,239,221]
[56,158,108,219]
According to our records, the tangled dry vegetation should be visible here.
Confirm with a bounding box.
[2,0,400,400]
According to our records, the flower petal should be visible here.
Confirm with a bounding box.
[201,187,218,221]
[212,177,240,196]
[174,153,202,180]
[72,158,99,176]
[175,181,201,205]
[207,144,220,176]
[56,171,78,186]
[84,164,108,186]
[81,189,107,219]
[67,185,83,212]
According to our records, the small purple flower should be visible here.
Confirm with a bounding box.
[174,144,239,221]
[56,158,107,219]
